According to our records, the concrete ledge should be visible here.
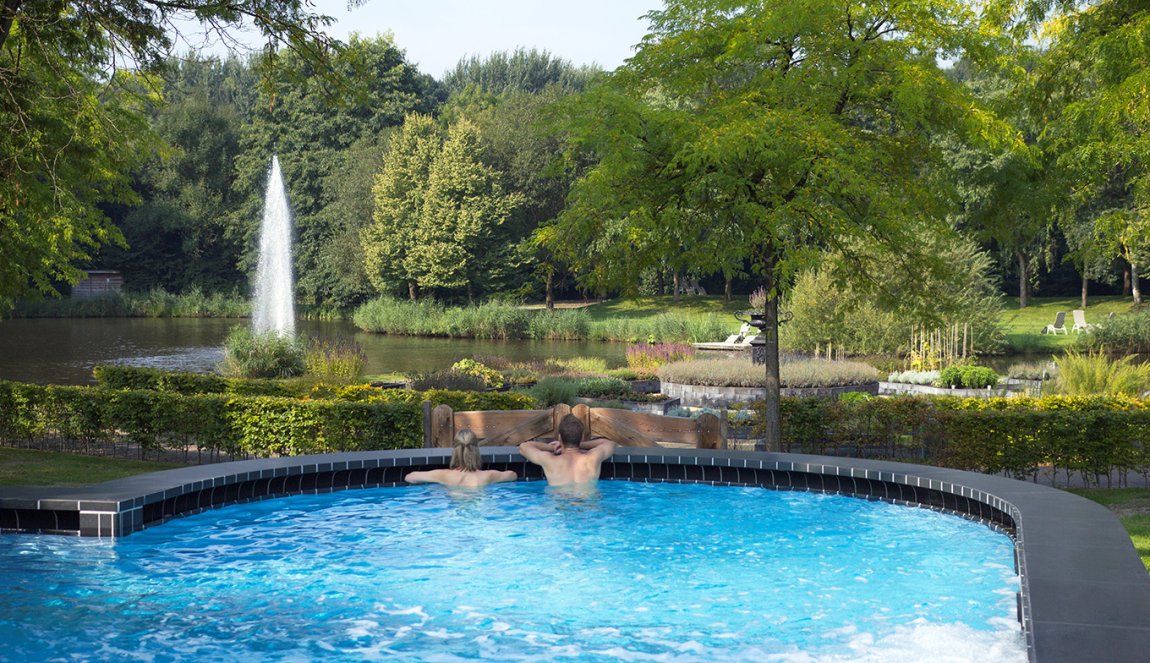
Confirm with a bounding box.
[2,449,1147,662]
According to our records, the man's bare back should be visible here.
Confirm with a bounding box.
[518,438,617,487]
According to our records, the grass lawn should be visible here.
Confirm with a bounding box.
[583,295,745,324]
[998,295,1140,353]
[0,448,181,487]
[1069,487,1150,571]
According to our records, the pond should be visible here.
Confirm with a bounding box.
[0,318,627,385]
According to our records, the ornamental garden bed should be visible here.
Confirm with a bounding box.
[661,380,878,409]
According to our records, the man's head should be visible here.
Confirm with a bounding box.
[557,414,585,448]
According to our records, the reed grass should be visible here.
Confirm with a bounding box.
[218,327,307,379]
[1053,348,1150,396]
[305,339,368,383]
[11,287,249,318]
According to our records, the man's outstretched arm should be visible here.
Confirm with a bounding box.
[581,438,617,460]
[518,440,560,463]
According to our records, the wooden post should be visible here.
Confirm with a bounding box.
[552,403,573,439]
[422,400,433,448]
[697,412,727,449]
[431,404,454,448]
[572,403,592,442]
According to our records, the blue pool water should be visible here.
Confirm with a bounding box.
[0,482,1026,661]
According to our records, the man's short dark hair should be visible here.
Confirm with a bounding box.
[557,414,584,447]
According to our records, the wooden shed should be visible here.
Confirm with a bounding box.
[71,270,124,298]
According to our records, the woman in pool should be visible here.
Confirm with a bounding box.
[404,429,518,488]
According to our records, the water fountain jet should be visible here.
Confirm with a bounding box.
[252,155,295,337]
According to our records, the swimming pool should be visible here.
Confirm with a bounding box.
[0,481,1025,661]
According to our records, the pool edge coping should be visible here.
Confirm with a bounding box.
[3,448,1149,663]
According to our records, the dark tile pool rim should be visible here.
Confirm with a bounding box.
[3,448,1148,663]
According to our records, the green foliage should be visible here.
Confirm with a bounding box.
[784,237,1006,356]
[1083,310,1150,354]
[0,379,537,459]
[12,288,249,318]
[407,370,487,392]
[526,378,580,407]
[218,327,306,379]
[92,365,305,398]
[450,359,504,389]
[935,365,1001,389]
[1054,349,1150,397]
[352,297,591,340]
[588,314,728,344]
[762,394,1150,481]
[442,49,598,96]
[573,377,632,399]
[657,358,879,389]
[305,339,367,384]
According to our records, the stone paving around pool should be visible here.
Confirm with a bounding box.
[2,449,1148,662]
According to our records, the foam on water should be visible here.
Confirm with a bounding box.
[0,482,1027,661]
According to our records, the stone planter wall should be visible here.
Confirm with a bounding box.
[574,396,681,415]
[878,382,1020,398]
[661,381,879,408]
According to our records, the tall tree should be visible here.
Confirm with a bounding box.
[0,0,339,311]
[364,113,441,300]
[407,120,522,299]
[233,34,440,307]
[551,0,1010,449]
[1036,0,1150,304]
[97,57,248,293]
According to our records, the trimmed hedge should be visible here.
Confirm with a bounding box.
[766,395,1150,482]
[0,380,538,460]
[93,365,307,398]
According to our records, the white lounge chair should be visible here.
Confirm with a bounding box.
[1041,311,1068,335]
[1072,310,1093,334]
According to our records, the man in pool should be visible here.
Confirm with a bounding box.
[518,414,617,487]
[405,429,518,488]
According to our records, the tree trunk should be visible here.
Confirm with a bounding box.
[545,270,554,311]
[1016,251,1029,308]
[672,271,681,305]
[655,270,665,296]
[1081,274,1088,309]
[1124,263,1132,296]
[1134,263,1143,305]
[762,276,782,452]
[724,276,732,301]
[407,281,417,302]
[0,0,22,54]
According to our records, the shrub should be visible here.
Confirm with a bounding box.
[657,357,879,388]
[1054,348,1150,396]
[451,359,504,389]
[573,376,632,399]
[626,342,696,371]
[1083,309,1150,354]
[527,377,580,406]
[544,356,610,375]
[934,365,1000,389]
[886,370,939,385]
[92,365,304,397]
[218,327,306,379]
[305,339,367,383]
[408,370,487,392]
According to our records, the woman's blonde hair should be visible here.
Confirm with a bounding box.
[449,429,482,472]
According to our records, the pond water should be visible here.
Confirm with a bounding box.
[0,482,1025,661]
[0,318,626,385]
